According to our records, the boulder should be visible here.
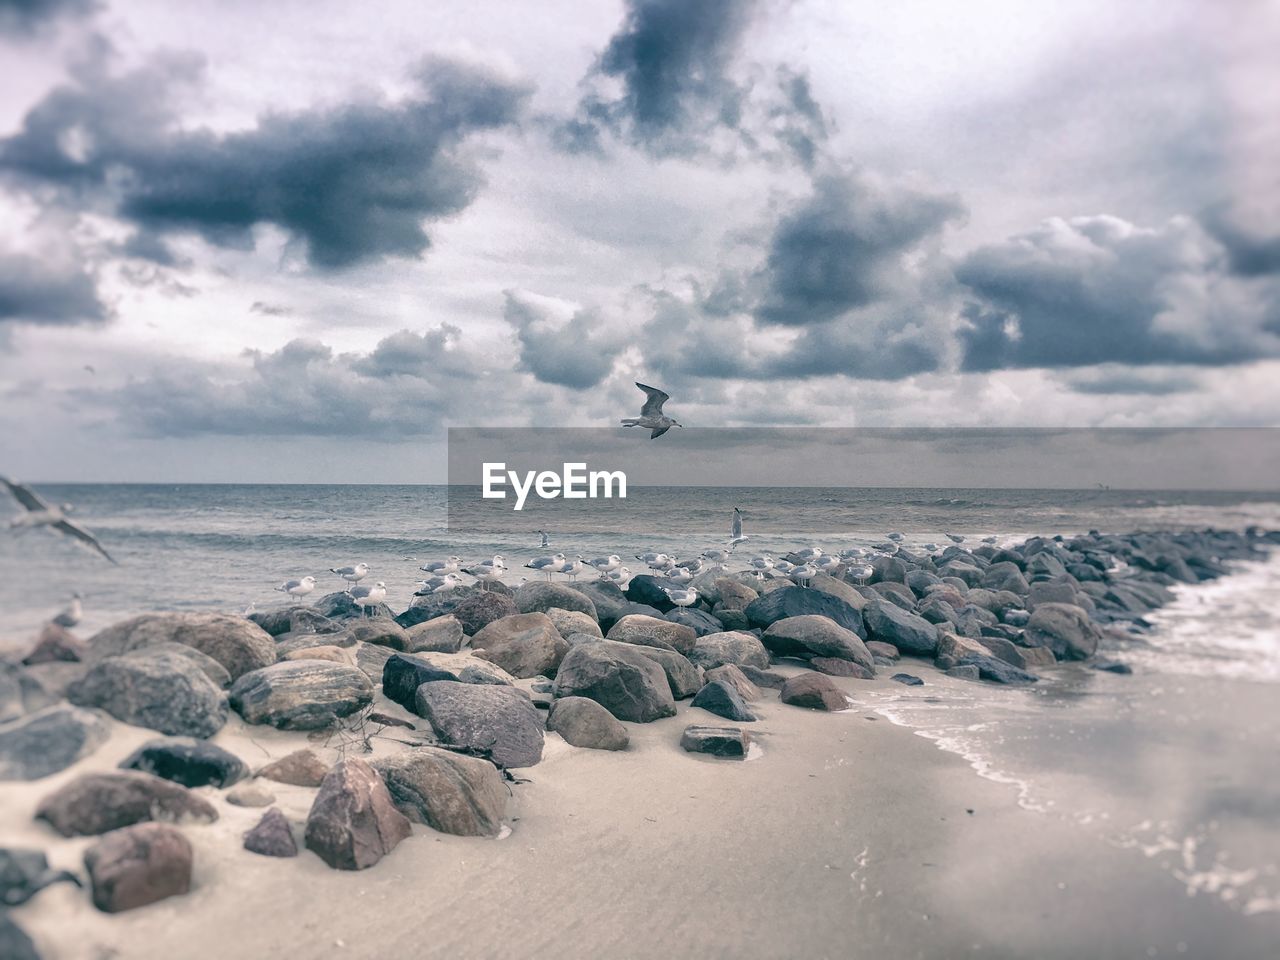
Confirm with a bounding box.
[982,563,1030,595]
[687,631,770,671]
[36,771,217,836]
[546,696,630,751]
[973,635,1027,669]
[664,607,724,637]
[227,782,276,807]
[711,606,751,631]
[567,580,630,630]
[807,573,868,609]
[809,657,874,679]
[690,680,756,722]
[625,575,675,612]
[936,632,993,663]
[1027,581,1080,611]
[0,913,38,960]
[862,600,939,656]
[375,747,508,835]
[680,725,751,759]
[625,644,703,699]
[955,654,1040,684]
[779,673,849,711]
[471,613,568,679]
[68,648,228,738]
[87,613,275,680]
[553,642,676,723]
[865,640,899,661]
[404,615,465,654]
[381,653,461,709]
[256,749,330,787]
[0,705,110,781]
[414,681,544,768]
[606,615,696,655]
[312,592,394,622]
[711,578,759,611]
[744,586,865,635]
[946,664,981,681]
[515,581,597,620]
[761,616,874,669]
[243,807,298,858]
[118,737,248,788]
[738,665,787,689]
[347,618,412,650]
[356,642,395,682]
[229,661,373,730]
[304,758,411,871]
[1024,603,1101,660]
[442,591,519,636]
[249,606,340,636]
[545,608,602,640]
[84,822,192,913]
[1,661,58,722]
[282,644,349,664]
[275,629,355,654]
[704,664,761,702]
[22,623,86,665]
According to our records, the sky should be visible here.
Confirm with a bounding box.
[0,0,1278,482]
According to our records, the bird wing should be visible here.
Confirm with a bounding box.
[51,519,117,564]
[636,382,669,417]
[649,425,671,439]
[731,508,743,539]
[1,477,52,513]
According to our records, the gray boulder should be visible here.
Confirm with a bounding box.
[690,679,756,722]
[375,747,508,835]
[36,771,218,836]
[515,581,597,619]
[229,661,373,730]
[553,642,676,722]
[404,615,466,654]
[0,705,110,781]
[304,758,411,870]
[761,615,874,668]
[414,681,544,768]
[471,613,568,679]
[87,613,275,680]
[546,696,629,751]
[956,653,1040,684]
[687,631,770,671]
[606,614,696,655]
[347,618,412,650]
[744,586,865,635]
[545,608,602,640]
[434,590,518,636]
[862,600,939,656]
[1024,603,1101,660]
[567,580,630,630]
[663,607,723,637]
[626,643,703,699]
[807,573,868,610]
[68,648,228,738]
[780,673,849,711]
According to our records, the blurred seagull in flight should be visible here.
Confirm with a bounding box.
[537,530,551,548]
[621,382,682,439]
[2,476,116,564]
[728,507,749,552]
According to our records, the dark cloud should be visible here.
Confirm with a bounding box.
[766,68,829,170]
[0,0,96,35]
[1063,367,1202,396]
[0,249,105,330]
[502,291,623,389]
[957,214,1280,369]
[1200,206,1280,278]
[560,0,758,155]
[0,52,532,269]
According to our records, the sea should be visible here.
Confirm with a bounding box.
[3,483,1279,934]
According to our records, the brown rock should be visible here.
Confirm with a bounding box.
[865,640,899,661]
[36,771,218,837]
[375,747,508,836]
[243,807,298,858]
[471,613,568,679]
[226,782,275,807]
[87,612,275,680]
[84,822,193,913]
[606,615,697,656]
[256,749,330,787]
[704,664,761,702]
[304,758,411,870]
[23,623,86,665]
[809,657,874,679]
[779,673,849,712]
[404,615,465,654]
[283,645,349,664]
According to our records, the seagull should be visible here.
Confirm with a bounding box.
[726,507,751,552]
[553,557,585,582]
[873,541,899,555]
[790,563,817,588]
[838,547,867,561]
[464,555,507,590]
[415,573,465,596]
[52,592,83,628]
[665,566,693,585]
[348,581,387,617]
[664,587,698,608]
[2,477,117,564]
[330,562,369,585]
[676,557,705,576]
[748,555,774,574]
[525,553,567,579]
[275,575,317,599]
[946,534,966,544]
[621,382,682,439]
[792,546,823,563]
[887,532,904,542]
[537,530,551,549]
[588,554,622,576]
[772,558,796,576]
[846,562,874,583]
[419,557,462,576]
[604,565,632,585]
[814,555,842,576]
[701,548,730,567]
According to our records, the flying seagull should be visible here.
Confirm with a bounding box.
[2,477,116,564]
[537,530,551,548]
[621,382,682,439]
[729,507,749,551]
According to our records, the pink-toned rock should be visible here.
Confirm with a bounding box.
[23,623,86,665]
[304,758,411,870]
[256,749,330,787]
[83,822,192,913]
[779,673,849,712]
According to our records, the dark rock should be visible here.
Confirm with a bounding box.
[680,725,751,759]
[664,607,723,637]
[625,575,676,612]
[471,613,568,679]
[375,747,508,835]
[1092,659,1133,675]
[982,562,1030,594]
[624,644,703,699]
[890,673,924,686]
[711,606,751,631]
[381,652,457,708]
[304,758,411,870]
[414,681,544,768]
[737,665,787,689]
[0,912,38,960]
[1,847,80,907]
[1024,603,1101,660]
[404,615,465,654]
[545,608,602,639]
[22,623,87,665]
[810,657,874,679]
[780,673,848,711]
[761,615,874,668]
[1003,608,1031,627]
[869,581,916,610]
[119,737,248,788]
[955,654,1039,684]
[36,771,218,836]
[68,648,228,738]
[347,618,412,650]
[0,705,110,781]
[690,680,756,721]
[515,581,597,620]
[863,600,939,656]
[687,631,770,671]
[567,580,630,631]
[249,605,336,636]
[946,664,981,681]
[808,573,868,609]
[230,661,373,730]
[243,807,298,857]
[84,822,192,913]
[547,696,630,750]
[312,591,393,622]
[606,614,696,655]
[442,591,519,636]
[869,555,909,583]
[256,749,329,787]
[87,613,275,680]
[744,586,865,636]
[865,640,899,661]
[1027,581,1080,610]
[553,642,676,723]
[974,635,1027,669]
[704,664,761,701]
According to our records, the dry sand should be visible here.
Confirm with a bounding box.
[6,665,1278,960]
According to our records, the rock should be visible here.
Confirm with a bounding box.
[256,749,329,787]
[304,758,411,870]
[1024,603,1101,660]
[946,664,981,681]
[19,660,87,700]
[444,591,519,636]
[356,641,395,681]
[869,581,916,609]
[404,615,466,654]
[546,696,630,751]
[1,661,57,722]
[704,664,761,702]
[275,629,356,654]
[687,631,770,671]
[0,913,39,960]
[1027,581,1080,611]
[1003,608,1031,627]
[865,640,899,661]
[553,642,676,723]
[347,618,412,650]
[890,673,924,686]
[625,575,676,612]
[870,554,909,583]
[982,563,1030,595]
[36,771,217,836]
[312,591,393,622]
[22,623,86,665]
[381,653,459,709]
[567,580,630,630]
[862,600,940,656]
[414,681,544,768]
[936,632,993,663]
[690,679,756,721]
[249,606,339,636]
[227,782,276,807]
[680,725,751,758]
[761,615,874,669]
[230,661,373,730]
[710,577,759,611]
[809,657,874,679]
[471,613,568,679]
[1093,659,1133,675]
[68,648,228,739]
[606,615,696,656]
[624,644,703,699]
[118,737,248,788]
[83,822,192,913]
[515,581,598,620]
[545,608,602,640]
[711,606,751,631]
[738,665,787,689]
[375,747,508,835]
[974,635,1027,669]
[0,705,110,781]
[744,586,865,635]
[955,654,1039,684]
[88,613,275,680]
[664,607,724,637]
[1,847,80,907]
[779,673,848,711]
[807,573,868,609]
[243,807,298,858]
[282,644,349,664]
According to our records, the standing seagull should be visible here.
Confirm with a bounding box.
[53,592,83,627]
[275,575,317,599]
[2,477,116,564]
[348,581,387,618]
[330,562,369,585]
[621,383,682,439]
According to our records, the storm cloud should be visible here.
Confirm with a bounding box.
[502,291,624,389]
[0,0,96,35]
[0,248,105,331]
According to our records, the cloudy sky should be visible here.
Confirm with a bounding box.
[1,0,1277,482]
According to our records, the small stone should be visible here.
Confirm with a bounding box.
[256,749,330,788]
[243,807,298,858]
[226,782,275,807]
[690,679,756,722]
[779,673,849,711]
[1092,659,1133,675]
[891,673,924,686]
[680,725,751,759]
[83,822,192,913]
